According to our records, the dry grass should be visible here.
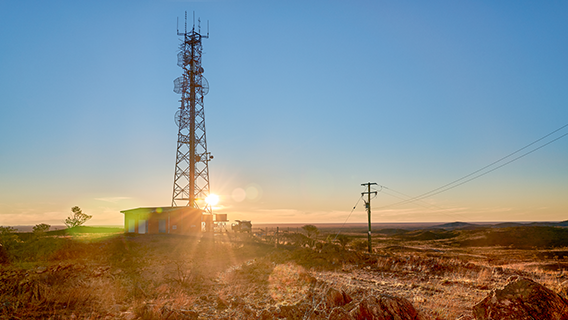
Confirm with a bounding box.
[2,229,568,319]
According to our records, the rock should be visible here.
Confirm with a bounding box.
[558,280,568,299]
[473,276,568,320]
[280,303,311,320]
[179,309,198,320]
[350,294,420,320]
[36,266,47,274]
[111,268,123,276]
[121,311,136,320]
[230,296,244,308]
[93,266,110,277]
[258,309,275,320]
[342,299,359,313]
[325,287,352,308]
[241,304,257,318]
[328,307,355,320]
[216,296,228,310]
[464,262,477,269]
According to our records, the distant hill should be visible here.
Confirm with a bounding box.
[527,221,568,227]
[435,221,568,230]
[492,222,525,228]
[434,222,481,230]
[492,221,568,228]
[458,226,568,248]
[393,229,459,241]
[556,220,568,227]
[376,228,408,235]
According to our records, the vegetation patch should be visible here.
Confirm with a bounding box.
[458,226,568,248]
[393,229,459,241]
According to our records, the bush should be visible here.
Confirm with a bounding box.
[335,234,352,250]
[302,225,319,238]
[0,226,18,249]
[33,223,51,235]
[351,239,368,251]
[302,225,320,246]
[0,244,9,264]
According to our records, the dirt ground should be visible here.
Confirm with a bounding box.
[1,231,567,319]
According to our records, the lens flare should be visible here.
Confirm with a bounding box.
[205,194,219,206]
[232,188,246,202]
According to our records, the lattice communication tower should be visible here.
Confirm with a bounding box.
[172,13,213,211]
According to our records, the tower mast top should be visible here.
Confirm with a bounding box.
[177,11,209,38]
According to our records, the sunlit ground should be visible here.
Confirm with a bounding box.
[2,226,568,319]
[0,229,315,318]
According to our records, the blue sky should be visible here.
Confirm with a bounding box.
[1,0,567,226]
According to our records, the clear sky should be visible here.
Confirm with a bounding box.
[1,0,567,227]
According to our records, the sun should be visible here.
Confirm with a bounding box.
[205,193,219,206]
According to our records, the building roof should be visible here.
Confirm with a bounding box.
[120,206,204,214]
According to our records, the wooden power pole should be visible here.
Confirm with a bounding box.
[361,182,377,253]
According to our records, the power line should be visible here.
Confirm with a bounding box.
[332,195,363,241]
[380,186,471,221]
[375,123,568,210]
[411,131,568,201]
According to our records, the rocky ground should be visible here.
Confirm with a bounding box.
[2,232,568,319]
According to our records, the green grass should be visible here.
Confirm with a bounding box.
[0,226,123,266]
[47,226,123,236]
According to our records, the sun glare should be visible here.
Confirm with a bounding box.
[205,193,219,206]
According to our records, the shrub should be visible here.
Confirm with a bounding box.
[302,225,320,246]
[351,239,368,251]
[0,226,18,250]
[0,244,9,264]
[33,223,51,235]
[335,234,352,250]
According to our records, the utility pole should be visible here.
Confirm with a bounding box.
[361,182,377,253]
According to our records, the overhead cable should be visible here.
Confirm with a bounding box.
[380,186,471,221]
[333,195,363,241]
[375,123,568,210]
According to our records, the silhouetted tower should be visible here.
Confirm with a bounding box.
[172,13,213,212]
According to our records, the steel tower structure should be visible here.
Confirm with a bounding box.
[172,14,213,212]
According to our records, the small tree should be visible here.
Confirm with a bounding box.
[33,223,51,235]
[65,206,92,228]
[302,224,320,246]
[336,234,352,250]
[302,224,319,238]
